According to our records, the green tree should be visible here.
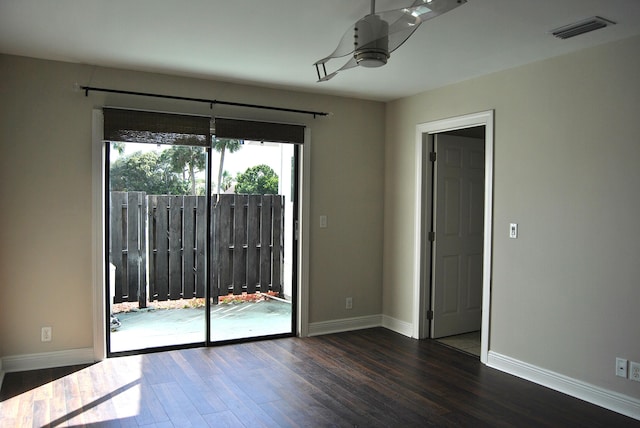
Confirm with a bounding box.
[213,138,242,194]
[111,142,126,155]
[235,164,279,195]
[220,170,234,192]
[161,141,206,195]
[110,150,189,195]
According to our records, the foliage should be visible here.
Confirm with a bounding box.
[110,140,208,195]
[213,138,242,153]
[161,141,206,195]
[112,142,126,154]
[110,150,190,195]
[213,138,242,194]
[235,164,279,195]
[220,170,234,192]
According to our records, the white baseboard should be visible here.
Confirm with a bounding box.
[381,315,413,337]
[308,314,382,336]
[488,351,640,421]
[307,314,416,338]
[1,348,95,374]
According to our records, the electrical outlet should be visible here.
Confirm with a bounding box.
[41,326,52,342]
[345,297,353,309]
[616,358,628,378]
[630,361,640,382]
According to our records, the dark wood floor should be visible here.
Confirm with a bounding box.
[1,328,638,427]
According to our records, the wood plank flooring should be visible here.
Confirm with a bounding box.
[1,328,638,427]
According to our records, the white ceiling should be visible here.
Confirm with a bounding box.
[1,0,640,102]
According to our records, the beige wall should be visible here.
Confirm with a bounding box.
[384,34,640,398]
[0,54,385,356]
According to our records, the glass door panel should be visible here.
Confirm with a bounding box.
[209,140,296,342]
[107,141,208,353]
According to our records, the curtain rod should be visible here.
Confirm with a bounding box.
[80,85,329,118]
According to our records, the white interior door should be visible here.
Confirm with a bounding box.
[431,134,485,338]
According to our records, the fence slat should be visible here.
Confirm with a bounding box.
[183,197,196,299]
[126,192,142,302]
[260,195,272,291]
[155,195,170,301]
[138,193,148,308]
[272,196,283,296]
[246,195,259,294]
[233,195,247,295]
[211,196,219,302]
[169,196,183,300]
[195,196,206,298]
[110,192,126,303]
[147,195,157,300]
[218,195,232,296]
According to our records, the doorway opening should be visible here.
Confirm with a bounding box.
[413,111,494,364]
[430,128,484,358]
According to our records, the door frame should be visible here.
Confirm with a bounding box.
[412,110,494,364]
[91,109,311,360]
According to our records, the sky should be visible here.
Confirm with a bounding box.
[112,140,290,184]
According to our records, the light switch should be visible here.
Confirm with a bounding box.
[320,215,328,228]
[509,223,518,239]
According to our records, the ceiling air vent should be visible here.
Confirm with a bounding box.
[550,16,616,40]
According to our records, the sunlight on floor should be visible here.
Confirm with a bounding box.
[0,358,144,426]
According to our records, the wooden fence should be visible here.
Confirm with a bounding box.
[110,192,284,307]
[110,192,147,306]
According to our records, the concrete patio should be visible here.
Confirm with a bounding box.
[110,299,292,353]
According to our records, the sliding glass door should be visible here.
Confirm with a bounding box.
[104,109,300,355]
